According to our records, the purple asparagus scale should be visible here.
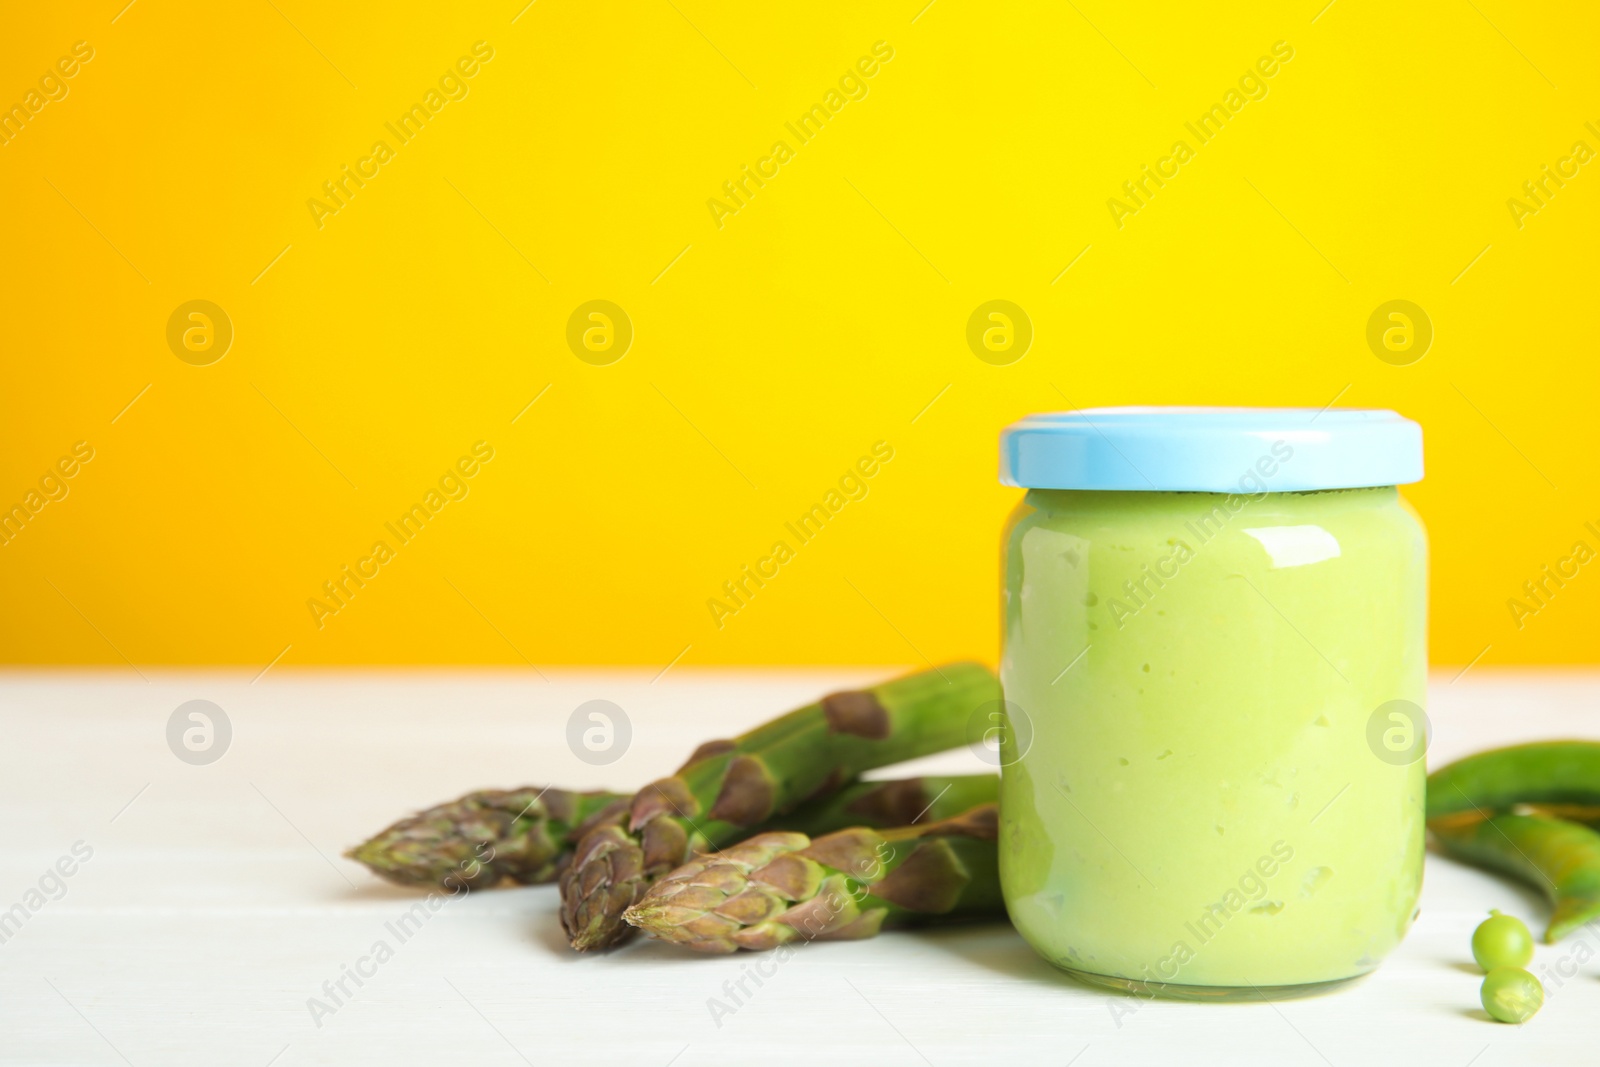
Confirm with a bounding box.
[346,787,631,890]
[559,663,1000,950]
[624,802,1003,953]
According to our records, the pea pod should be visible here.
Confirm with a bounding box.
[1518,803,1600,825]
[1431,813,1600,943]
[1427,742,1600,821]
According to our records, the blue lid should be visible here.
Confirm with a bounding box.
[999,407,1423,492]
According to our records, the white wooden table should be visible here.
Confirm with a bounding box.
[1,669,1593,1066]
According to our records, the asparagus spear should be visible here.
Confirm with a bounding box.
[347,774,996,892]
[559,662,999,950]
[346,787,631,890]
[782,772,998,832]
[624,803,1002,953]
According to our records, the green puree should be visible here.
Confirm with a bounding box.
[999,485,1427,990]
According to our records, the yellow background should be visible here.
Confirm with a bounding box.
[2,1,1595,671]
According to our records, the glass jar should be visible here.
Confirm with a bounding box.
[996,408,1427,998]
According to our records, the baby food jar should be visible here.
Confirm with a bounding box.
[996,408,1426,998]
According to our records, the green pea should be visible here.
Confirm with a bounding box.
[1480,967,1544,1024]
[1472,910,1534,970]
